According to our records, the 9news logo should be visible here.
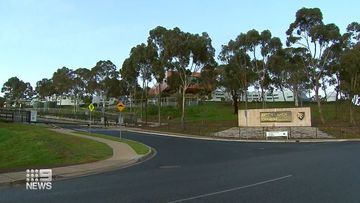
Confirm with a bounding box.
[25,169,52,190]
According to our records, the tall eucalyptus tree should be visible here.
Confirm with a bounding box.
[286,7,341,124]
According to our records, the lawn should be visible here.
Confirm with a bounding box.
[0,122,112,172]
[146,101,237,122]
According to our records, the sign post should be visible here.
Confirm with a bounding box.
[30,110,37,122]
[116,102,126,139]
[88,103,95,134]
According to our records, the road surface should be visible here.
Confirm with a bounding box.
[1,126,360,202]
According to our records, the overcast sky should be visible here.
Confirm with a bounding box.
[1,0,359,96]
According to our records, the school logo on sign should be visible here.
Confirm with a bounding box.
[352,95,360,106]
[297,112,305,120]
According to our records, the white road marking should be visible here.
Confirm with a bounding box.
[169,175,293,203]
[159,165,181,169]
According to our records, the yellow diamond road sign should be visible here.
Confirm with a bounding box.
[116,102,125,112]
[88,103,95,112]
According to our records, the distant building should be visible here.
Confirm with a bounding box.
[148,71,213,97]
[91,96,117,106]
[207,87,232,102]
[325,91,338,102]
[241,90,309,102]
[206,89,309,103]
[33,95,84,107]
[56,96,76,106]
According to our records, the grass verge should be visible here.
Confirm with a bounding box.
[76,131,150,155]
[0,122,112,172]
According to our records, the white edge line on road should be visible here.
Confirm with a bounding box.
[168,174,293,203]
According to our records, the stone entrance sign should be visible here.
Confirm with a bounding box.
[260,111,292,122]
[238,107,311,127]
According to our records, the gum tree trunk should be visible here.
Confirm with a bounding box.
[157,84,161,126]
[315,84,325,124]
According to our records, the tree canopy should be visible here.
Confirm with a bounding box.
[1,77,33,106]
[2,7,359,126]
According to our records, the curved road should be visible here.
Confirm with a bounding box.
[1,126,360,203]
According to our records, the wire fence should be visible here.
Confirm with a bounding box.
[36,108,138,126]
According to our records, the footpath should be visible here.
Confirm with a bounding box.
[0,128,153,187]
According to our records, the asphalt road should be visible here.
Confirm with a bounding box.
[1,126,360,203]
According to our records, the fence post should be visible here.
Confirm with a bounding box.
[340,127,342,138]
[27,111,31,123]
[289,127,291,139]
[263,127,265,139]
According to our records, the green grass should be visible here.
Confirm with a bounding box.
[0,122,112,172]
[141,101,238,122]
[76,131,150,155]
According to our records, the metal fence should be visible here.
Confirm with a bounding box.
[0,109,30,123]
[37,108,138,126]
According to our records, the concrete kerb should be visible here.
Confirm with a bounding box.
[125,128,360,143]
[0,128,155,188]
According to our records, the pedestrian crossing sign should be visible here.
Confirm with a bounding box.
[88,103,95,112]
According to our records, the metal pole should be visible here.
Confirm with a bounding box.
[89,111,91,135]
[102,92,105,125]
[119,112,122,139]
[289,127,292,139]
